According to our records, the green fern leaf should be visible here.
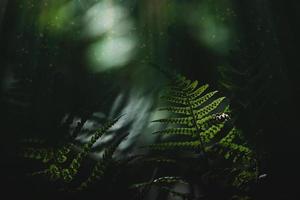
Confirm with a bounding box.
[196,115,215,130]
[222,143,251,156]
[23,148,56,164]
[145,73,256,195]
[149,141,200,151]
[190,91,218,109]
[174,75,191,88]
[152,117,193,126]
[220,127,238,144]
[78,133,127,190]
[182,80,198,93]
[201,122,226,143]
[165,88,187,98]
[84,116,121,151]
[196,97,225,119]
[159,106,191,115]
[21,116,123,186]
[160,95,188,105]
[188,84,209,100]
[153,128,197,137]
[67,116,121,181]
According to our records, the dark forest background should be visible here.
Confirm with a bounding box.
[0,0,300,199]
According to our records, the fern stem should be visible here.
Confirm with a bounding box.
[186,96,207,157]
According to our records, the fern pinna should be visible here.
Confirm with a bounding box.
[151,74,252,160]
[21,116,124,190]
[148,74,257,194]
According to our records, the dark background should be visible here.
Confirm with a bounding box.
[0,0,300,199]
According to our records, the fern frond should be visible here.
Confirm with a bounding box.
[21,116,123,186]
[83,116,121,152]
[222,143,252,158]
[182,80,198,93]
[196,112,230,132]
[190,91,218,109]
[152,117,193,126]
[166,83,208,100]
[23,148,54,163]
[159,106,191,115]
[160,95,188,105]
[188,84,209,100]
[201,122,226,143]
[153,128,197,137]
[150,73,256,195]
[66,116,121,182]
[195,97,225,119]
[78,133,128,190]
[55,145,72,164]
[232,170,258,190]
[165,88,186,98]
[196,115,215,130]
[47,164,62,181]
[149,141,200,151]
[219,127,239,144]
[173,75,191,89]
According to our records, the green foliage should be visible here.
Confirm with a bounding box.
[21,116,125,190]
[151,74,251,160]
[77,131,127,190]
[137,73,258,199]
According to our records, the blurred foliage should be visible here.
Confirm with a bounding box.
[1,0,299,199]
